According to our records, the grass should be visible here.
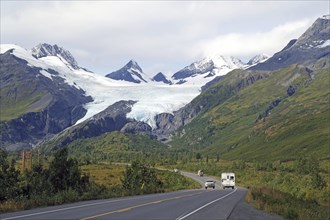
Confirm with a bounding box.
[43,132,169,161]
[0,162,200,213]
[246,187,330,220]
[163,159,330,219]
[0,82,47,121]
[157,170,201,191]
[80,164,125,187]
[80,163,200,191]
[169,66,330,161]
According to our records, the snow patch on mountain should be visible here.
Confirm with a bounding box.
[1,43,278,129]
[320,14,330,20]
[247,54,270,66]
[316,39,330,48]
[171,55,245,86]
[106,60,150,83]
[31,43,79,69]
[1,44,200,128]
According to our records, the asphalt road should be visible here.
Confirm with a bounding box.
[1,171,283,220]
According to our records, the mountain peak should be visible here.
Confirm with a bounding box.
[296,16,330,47]
[106,60,148,83]
[152,72,172,84]
[125,59,143,72]
[249,15,329,71]
[31,43,79,69]
[127,59,138,66]
[171,55,245,85]
[247,54,270,66]
[210,55,245,69]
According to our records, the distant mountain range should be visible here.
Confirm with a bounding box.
[0,15,329,154]
[163,15,330,160]
[106,55,269,86]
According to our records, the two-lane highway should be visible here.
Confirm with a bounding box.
[1,171,282,220]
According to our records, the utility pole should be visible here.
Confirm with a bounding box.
[21,150,32,173]
[21,150,25,172]
[37,149,40,165]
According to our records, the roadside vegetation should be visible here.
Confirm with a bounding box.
[0,148,199,213]
[165,156,329,220]
[2,129,328,219]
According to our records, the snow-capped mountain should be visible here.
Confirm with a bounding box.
[171,56,246,85]
[0,44,93,150]
[247,54,270,66]
[31,43,80,70]
[152,72,172,85]
[250,14,330,71]
[0,44,202,149]
[106,60,150,83]
[2,15,329,151]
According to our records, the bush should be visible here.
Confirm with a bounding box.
[0,149,21,201]
[122,161,163,195]
[284,208,298,220]
[247,187,329,220]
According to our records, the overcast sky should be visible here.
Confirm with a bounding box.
[1,1,329,76]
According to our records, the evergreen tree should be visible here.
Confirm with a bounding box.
[48,148,83,193]
[0,149,21,201]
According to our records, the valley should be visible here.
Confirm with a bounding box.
[0,11,329,220]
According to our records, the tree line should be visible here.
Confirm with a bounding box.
[0,148,90,204]
[0,148,190,212]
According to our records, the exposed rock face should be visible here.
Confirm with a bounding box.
[31,43,80,69]
[153,71,269,141]
[201,76,224,91]
[250,16,330,71]
[172,59,215,80]
[0,52,92,151]
[153,107,199,142]
[152,72,172,84]
[121,121,152,135]
[256,99,282,122]
[106,60,149,83]
[287,85,296,96]
[170,56,247,86]
[234,74,267,92]
[73,100,138,138]
[42,100,153,151]
[280,39,297,52]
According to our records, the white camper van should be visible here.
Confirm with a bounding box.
[221,172,235,189]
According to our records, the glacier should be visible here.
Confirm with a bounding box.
[0,44,203,128]
[1,44,264,129]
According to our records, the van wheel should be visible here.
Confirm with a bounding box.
[232,186,234,189]
[205,187,207,189]
[213,186,215,189]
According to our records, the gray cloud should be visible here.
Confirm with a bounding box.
[1,1,329,76]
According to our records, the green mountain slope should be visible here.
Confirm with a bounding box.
[0,54,49,121]
[53,132,169,163]
[169,66,330,161]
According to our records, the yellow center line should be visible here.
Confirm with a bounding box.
[80,191,208,220]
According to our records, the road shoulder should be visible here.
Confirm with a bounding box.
[228,189,283,220]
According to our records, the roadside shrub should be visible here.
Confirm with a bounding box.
[284,208,298,220]
[122,161,163,195]
[247,187,329,220]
